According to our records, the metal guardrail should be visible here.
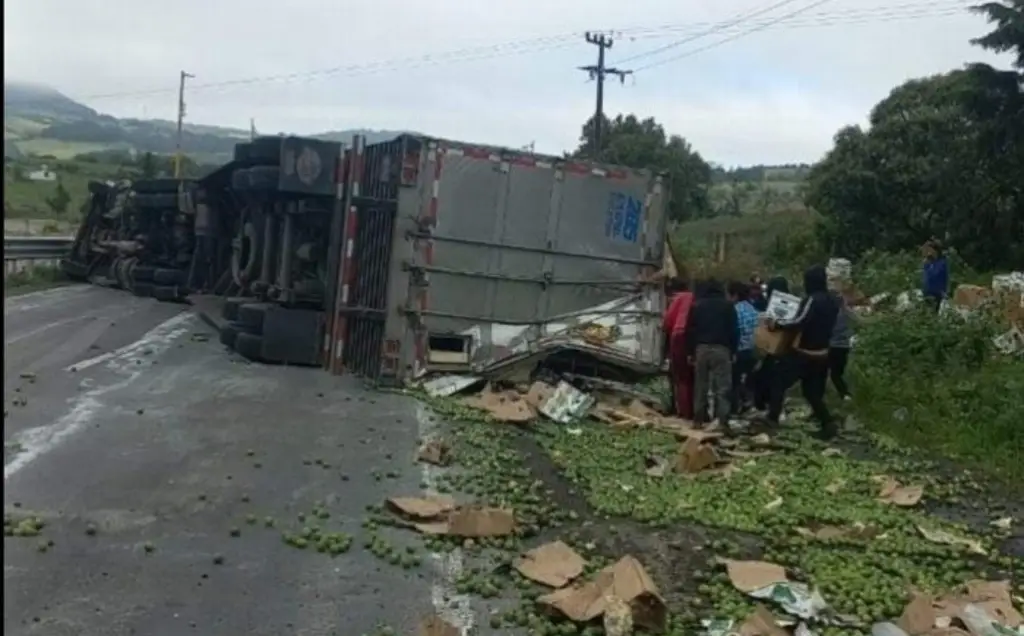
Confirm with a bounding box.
[4,236,74,261]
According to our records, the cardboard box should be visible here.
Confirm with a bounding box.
[754,317,797,356]
[953,284,992,310]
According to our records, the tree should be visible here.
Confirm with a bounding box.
[45,179,71,216]
[140,152,157,178]
[970,0,1024,69]
[804,2,1024,270]
[574,114,713,222]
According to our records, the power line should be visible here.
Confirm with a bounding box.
[611,0,807,66]
[78,36,580,101]
[610,1,970,41]
[74,2,970,103]
[634,0,837,73]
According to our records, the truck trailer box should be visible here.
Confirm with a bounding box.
[324,134,670,386]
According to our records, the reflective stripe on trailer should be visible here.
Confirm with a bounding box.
[413,143,444,374]
[328,136,366,374]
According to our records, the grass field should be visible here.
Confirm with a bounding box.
[3,264,68,296]
[671,207,818,280]
[9,139,130,160]
[4,159,127,220]
[707,179,806,217]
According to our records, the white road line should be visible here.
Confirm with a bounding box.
[4,315,84,346]
[67,311,193,372]
[415,402,474,635]
[5,313,196,481]
[3,285,90,314]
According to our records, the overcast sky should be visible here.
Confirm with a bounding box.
[4,0,1013,166]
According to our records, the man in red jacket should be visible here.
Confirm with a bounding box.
[663,279,695,419]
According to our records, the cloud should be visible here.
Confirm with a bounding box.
[3,0,1014,165]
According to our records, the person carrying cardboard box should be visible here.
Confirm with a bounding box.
[762,265,841,440]
[752,275,791,411]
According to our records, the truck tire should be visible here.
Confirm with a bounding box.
[132,282,155,297]
[153,268,184,285]
[152,285,180,302]
[133,265,156,282]
[220,323,239,348]
[237,303,269,334]
[233,332,264,361]
[134,193,178,210]
[222,297,250,322]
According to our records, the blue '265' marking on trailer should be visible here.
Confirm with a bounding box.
[605,192,642,243]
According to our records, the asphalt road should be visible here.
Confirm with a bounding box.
[3,285,476,636]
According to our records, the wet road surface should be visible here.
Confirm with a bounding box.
[4,285,473,636]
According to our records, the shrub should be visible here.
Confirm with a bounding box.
[850,306,1024,485]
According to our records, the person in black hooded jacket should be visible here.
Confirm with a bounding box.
[751,275,791,411]
[684,279,739,432]
[764,265,840,439]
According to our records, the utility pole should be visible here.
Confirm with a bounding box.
[250,118,257,141]
[578,33,632,157]
[174,70,195,178]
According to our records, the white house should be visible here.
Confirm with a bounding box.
[28,165,57,181]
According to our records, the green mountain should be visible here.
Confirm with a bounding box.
[3,81,405,164]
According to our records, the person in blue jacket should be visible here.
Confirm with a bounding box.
[921,239,949,313]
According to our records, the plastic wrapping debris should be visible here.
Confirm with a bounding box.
[540,380,596,424]
[993,327,1023,356]
[422,374,483,398]
[896,290,923,311]
[870,622,909,636]
[827,258,852,283]
[992,271,1024,294]
[748,582,830,621]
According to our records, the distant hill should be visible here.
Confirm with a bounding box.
[3,81,406,164]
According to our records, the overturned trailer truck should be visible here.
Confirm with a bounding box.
[312,134,671,386]
[61,178,199,300]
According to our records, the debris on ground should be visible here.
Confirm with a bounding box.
[416,439,452,466]
[416,614,460,636]
[423,374,484,398]
[460,384,536,423]
[915,525,987,555]
[874,476,925,506]
[893,580,1023,636]
[512,540,587,588]
[537,555,666,632]
[538,380,595,424]
[387,495,514,537]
